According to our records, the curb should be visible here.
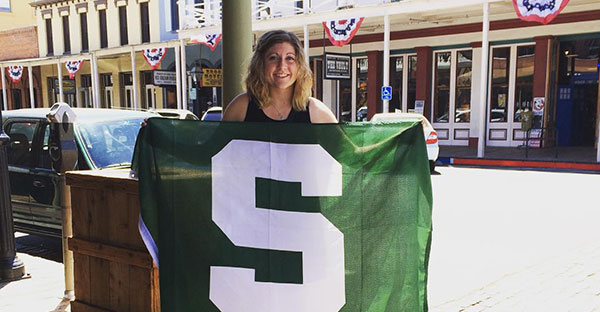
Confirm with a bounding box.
[437,157,600,172]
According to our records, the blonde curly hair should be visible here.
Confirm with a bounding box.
[245,30,313,111]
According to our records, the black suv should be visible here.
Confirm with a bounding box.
[2,107,155,237]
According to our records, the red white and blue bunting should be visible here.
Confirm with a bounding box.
[513,0,570,24]
[6,65,23,83]
[65,60,84,79]
[322,18,364,47]
[190,33,222,51]
[143,48,167,70]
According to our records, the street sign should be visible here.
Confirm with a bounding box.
[381,86,392,101]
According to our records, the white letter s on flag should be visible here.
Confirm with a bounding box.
[210,140,345,312]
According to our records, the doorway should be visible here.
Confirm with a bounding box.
[556,38,599,147]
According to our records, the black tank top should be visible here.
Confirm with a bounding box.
[244,97,311,123]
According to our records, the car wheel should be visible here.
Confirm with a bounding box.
[429,160,436,173]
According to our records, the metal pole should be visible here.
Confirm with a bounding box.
[57,61,64,103]
[130,48,139,110]
[383,14,390,113]
[477,2,490,158]
[1,66,7,111]
[60,175,74,299]
[180,39,188,111]
[92,54,101,108]
[303,0,310,65]
[222,0,252,107]
[28,66,35,108]
[175,45,182,110]
[0,92,26,281]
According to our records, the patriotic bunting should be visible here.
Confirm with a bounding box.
[142,48,167,70]
[190,33,222,51]
[65,60,84,79]
[513,0,570,24]
[6,66,24,83]
[322,18,364,47]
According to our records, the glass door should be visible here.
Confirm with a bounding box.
[431,50,472,145]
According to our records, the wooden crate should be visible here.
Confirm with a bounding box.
[66,169,160,312]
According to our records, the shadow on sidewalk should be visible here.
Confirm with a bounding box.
[15,233,62,263]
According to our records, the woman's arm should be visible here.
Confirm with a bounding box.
[222,93,249,121]
[308,97,338,124]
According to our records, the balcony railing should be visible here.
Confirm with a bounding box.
[181,0,403,30]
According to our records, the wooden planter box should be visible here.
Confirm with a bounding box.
[66,169,160,312]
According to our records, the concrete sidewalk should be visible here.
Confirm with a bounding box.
[0,233,70,312]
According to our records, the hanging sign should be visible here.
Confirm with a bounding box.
[512,0,570,24]
[65,60,84,79]
[143,48,167,70]
[324,53,351,80]
[7,65,23,82]
[190,33,222,51]
[201,68,222,87]
[322,17,364,47]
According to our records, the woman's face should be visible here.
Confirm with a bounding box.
[263,42,298,91]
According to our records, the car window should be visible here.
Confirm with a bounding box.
[77,118,145,168]
[39,124,53,169]
[6,121,38,167]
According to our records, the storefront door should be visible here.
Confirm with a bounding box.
[431,50,473,146]
[487,44,535,147]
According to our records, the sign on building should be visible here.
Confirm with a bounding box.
[201,69,222,87]
[153,71,177,86]
[381,86,392,101]
[324,53,351,80]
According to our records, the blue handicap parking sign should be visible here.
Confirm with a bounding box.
[381,86,392,101]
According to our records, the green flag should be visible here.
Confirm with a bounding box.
[133,119,432,312]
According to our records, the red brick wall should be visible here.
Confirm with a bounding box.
[0,26,39,61]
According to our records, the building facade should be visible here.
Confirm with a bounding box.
[0,0,41,110]
[176,0,599,161]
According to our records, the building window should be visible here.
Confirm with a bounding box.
[120,72,133,108]
[62,16,71,54]
[171,0,179,31]
[407,55,417,112]
[490,47,510,123]
[389,56,403,112]
[356,58,368,121]
[433,52,451,123]
[45,19,54,56]
[99,9,108,48]
[119,6,128,45]
[140,2,150,43]
[455,50,472,123]
[80,13,89,52]
[514,45,535,121]
[100,74,113,108]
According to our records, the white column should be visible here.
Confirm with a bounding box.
[477,2,490,158]
[91,54,100,108]
[303,0,310,65]
[178,0,186,32]
[57,61,64,103]
[180,40,188,110]
[175,45,182,109]
[1,65,7,110]
[28,66,35,108]
[383,14,390,113]
[131,48,139,110]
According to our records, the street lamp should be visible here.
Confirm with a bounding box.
[0,101,25,281]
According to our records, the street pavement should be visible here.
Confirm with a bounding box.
[2,166,600,311]
[428,166,600,311]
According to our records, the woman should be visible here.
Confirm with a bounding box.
[223,30,337,123]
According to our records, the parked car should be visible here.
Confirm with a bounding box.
[201,106,223,121]
[371,112,439,172]
[149,108,199,120]
[2,106,155,237]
